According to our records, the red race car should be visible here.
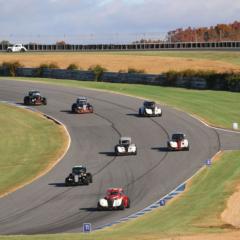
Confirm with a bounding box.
[97,188,130,210]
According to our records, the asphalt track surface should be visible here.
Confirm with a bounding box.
[0,79,239,235]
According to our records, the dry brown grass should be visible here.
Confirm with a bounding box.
[154,231,240,240]
[0,52,240,73]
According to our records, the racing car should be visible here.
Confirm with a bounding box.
[115,137,137,156]
[71,97,93,114]
[97,188,130,210]
[23,90,47,106]
[167,133,189,151]
[65,165,93,186]
[138,101,162,117]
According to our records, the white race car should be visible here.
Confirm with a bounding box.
[167,133,189,151]
[139,101,162,117]
[115,137,137,156]
[7,44,27,52]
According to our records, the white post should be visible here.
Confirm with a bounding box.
[233,123,238,130]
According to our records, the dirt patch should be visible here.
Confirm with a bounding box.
[221,184,240,228]
[157,231,240,240]
[0,53,239,73]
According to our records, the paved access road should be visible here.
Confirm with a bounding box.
[0,80,239,234]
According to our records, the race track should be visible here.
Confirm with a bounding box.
[0,80,239,235]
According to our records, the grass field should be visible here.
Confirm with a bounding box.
[108,50,240,66]
[0,103,68,197]
[1,77,239,129]
[0,51,240,73]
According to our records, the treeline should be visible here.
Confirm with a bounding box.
[167,21,240,42]
[134,20,240,43]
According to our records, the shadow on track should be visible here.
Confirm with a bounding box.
[79,207,99,212]
[48,183,68,187]
[99,151,116,157]
[151,147,170,152]
[126,113,140,118]
[60,110,74,114]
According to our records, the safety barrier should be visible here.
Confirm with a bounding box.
[0,41,240,52]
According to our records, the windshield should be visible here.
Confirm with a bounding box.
[172,134,184,141]
[72,167,86,174]
[29,91,40,97]
[144,102,155,108]
[77,100,87,105]
[121,140,130,145]
[108,191,119,196]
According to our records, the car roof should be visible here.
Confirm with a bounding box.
[120,137,131,141]
[172,133,186,138]
[172,132,185,135]
[144,100,155,104]
[77,96,87,101]
[29,90,40,92]
[73,165,85,168]
[107,188,123,193]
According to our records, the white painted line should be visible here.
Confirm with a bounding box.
[189,113,240,134]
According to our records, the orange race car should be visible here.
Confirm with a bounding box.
[71,97,93,114]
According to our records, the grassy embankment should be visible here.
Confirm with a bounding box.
[0,77,239,239]
[0,103,68,197]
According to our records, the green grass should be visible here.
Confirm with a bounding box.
[0,103,66,196]
[1,151,240,240]
[1,76,240,129]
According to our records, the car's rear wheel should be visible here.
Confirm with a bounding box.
[115,146,120,156]
[97,203,103,211]
[87,173,93,183]
[65,181,70,187]
[126,199,130,208]
[42,98,47,105]
[24,96,29,105]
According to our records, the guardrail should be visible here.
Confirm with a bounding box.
[0,41,240,51]
[1,67,240,92]
[0,67,208,90]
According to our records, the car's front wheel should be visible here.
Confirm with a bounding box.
[119,202,125,210]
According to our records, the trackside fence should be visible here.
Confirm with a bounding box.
[0,41,240,52]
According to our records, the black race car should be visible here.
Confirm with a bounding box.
[65,165,93,186]
[23,90,47,106]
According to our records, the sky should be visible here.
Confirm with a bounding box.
[0,0,239,44]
